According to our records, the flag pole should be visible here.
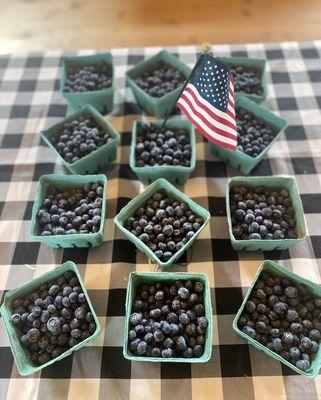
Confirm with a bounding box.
[161,43,212,129]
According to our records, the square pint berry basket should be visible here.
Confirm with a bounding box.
[123,271,213,363]
[114,178,210,269]
[41,104,120,175]
[209,95,288,175]
[30,173,107,248]
[126,50,191,118]
[226,176,307,251]
[60,52,114,114]
[129,119,196,185]
[233,260,321,378]
[0,261,101,376]
[217,56,268,103]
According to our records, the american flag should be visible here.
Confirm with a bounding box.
[176,53,237,150]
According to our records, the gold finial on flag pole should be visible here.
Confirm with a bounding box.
[201,43,212,54]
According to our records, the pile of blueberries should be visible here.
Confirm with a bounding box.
[230,66,264,96]
[236,107,276,158]
[230,185,298,240]
[125,191,204,262]
[50,114,114,164]
[134,62,185,98]
[128,279,208,358]
[10,270,96,365]
[238,269,321,371]
[135,122,191,167]
[63,62,112,93]
[37,182,103,236]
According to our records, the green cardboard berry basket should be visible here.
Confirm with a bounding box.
[114,178,210,269]
[126,50,191,118]
[226,176,307,251]
[123,271,213,362]
[30,173,107,248]
[209,95,287,175]
[233,259,321,378]
[60,52,114,114]
[0,261,101,376]
[217,56,268,103]
[41,104,120,175]
[130,119,196,185]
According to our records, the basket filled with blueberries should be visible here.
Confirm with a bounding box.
[61,52,114,114]
[0,261,100,376]
[226,176,307,251]
[114,178,210,269]
[130,119,196,184]
[234,260,321,378]
[126,50,191,118]
[124,272,212,362]
[218,56,268,103]
[210,94,288,175]
[30,174,107,248]
[42,104,120,175]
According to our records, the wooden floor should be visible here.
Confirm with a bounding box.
[1,0,321,52]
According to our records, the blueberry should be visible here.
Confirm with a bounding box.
[136,340,148,355]
[47,317,61,335]
[26,328,40,343]
[242,326,256,339]
[162,348,173,358]
[130,312,142,326]
[154,329,165,343]
[284,286,298,298]
[151,347,161,357]
[309,329,321,342]
[296,359,310,371]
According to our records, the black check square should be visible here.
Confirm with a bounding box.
[308,70,321,82]
[271,72,291,84]
[277,97,298,110]
[0,347,14,378]
[18,80,37,92]
[265,49,283,60]
[47,104,68,117]
[10,105,30,119]
[25,56,43,68]
[208,196,226,216]
[0,165,13,181]
[128,55,145,65]
[112,239,137,264]
[41,353,74,379]
[212,239,239,261]
[301,48,319,59]
[291,157,316,174]
[12,242,41,265]
[101,347,131,379]
[1,133,22,148]
[284,125,306,140]
[161,362,191,379]
[220,344,252,377]
[301,194,321,213]
[62,247,89,264]
[215,287,244,314]
[33,162,56,181]
[107,288,126,316]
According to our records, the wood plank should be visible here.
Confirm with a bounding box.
[1,0,321,52]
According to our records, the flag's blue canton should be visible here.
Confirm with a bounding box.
[189,54,231,112]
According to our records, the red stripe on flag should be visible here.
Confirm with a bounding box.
[179,93,237,142]
[183,87,236,131]
[177,100,237,150]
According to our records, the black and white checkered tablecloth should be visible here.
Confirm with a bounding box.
[1,41,321,400]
